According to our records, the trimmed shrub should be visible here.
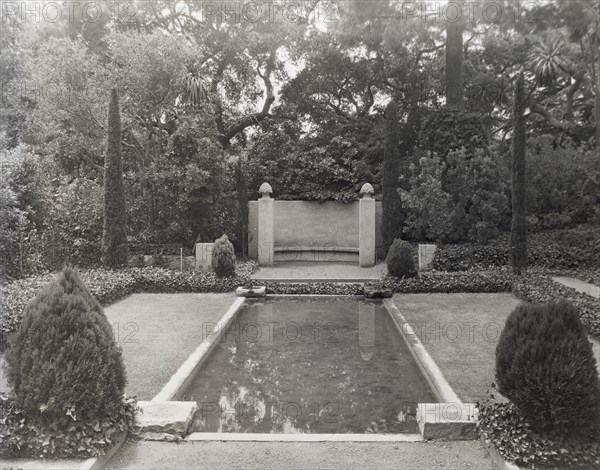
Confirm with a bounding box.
[496,300,600,436]
[211,234,236,277]
[386,239,417,278]
[1,267,136,457]
[7,267,126,424]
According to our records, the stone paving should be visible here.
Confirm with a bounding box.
[552,276,600,299]
[251,261,387,282]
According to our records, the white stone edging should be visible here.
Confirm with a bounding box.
[480,436,521,470]
[152,297,246,402]
[185,432,423,442]
[79,430,128,470]
[382,299,462,404]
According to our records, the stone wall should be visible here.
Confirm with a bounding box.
[248,200,384,260]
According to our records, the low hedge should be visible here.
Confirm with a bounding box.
[433,226,600,271]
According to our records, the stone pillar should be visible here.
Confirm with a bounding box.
[418,244,437,270]
[257,182,274,265]
[359,183,376,267]
[195,242,214,271]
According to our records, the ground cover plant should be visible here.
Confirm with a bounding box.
[432,225,600,272]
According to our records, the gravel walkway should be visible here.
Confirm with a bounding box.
[106,438,496,469]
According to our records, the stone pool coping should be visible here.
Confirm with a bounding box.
[185,432,424,442]
[152,297,246,402]
[382,299,462,404]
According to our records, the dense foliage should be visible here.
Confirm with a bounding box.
[433,226,600,271]
[211,235,236,277]
[386,239,417,278]
[401,149,509,243]
[1,1,598,278]
[496,300,600,435]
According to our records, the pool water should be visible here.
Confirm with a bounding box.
[182,298,435,434]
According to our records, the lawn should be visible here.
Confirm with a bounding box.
[393,293,521,402]
[103,293,236,400]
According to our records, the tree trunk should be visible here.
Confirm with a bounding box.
[446,0,465,111]
[510,74,527,275]
[596,82,600,152]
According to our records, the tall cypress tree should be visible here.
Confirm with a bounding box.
[382,100,404,254]
[510,74,527,274]
[235,158,249,257]
[101,88,128,267]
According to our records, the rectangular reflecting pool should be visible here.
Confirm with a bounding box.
[181,297,436,434]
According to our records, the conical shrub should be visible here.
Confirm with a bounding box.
[211,234,236,277]
[386,239,417,278]
[496,299,600,436]
[7,266,126,425]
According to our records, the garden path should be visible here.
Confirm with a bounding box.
[251,261,387,282]
[552,276,600,299]
[106,439,496,469]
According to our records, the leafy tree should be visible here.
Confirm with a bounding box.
[101,89,128,268]
[511,74,528,275]
[382,100,404,252]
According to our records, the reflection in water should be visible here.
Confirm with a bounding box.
[359,302,375,361]
[182,298,435,434]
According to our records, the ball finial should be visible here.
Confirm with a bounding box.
[259,182,273,198]
[360,183,374,198]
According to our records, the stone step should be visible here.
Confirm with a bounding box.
[135,401,197,437]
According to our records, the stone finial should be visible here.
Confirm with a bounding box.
[360,183,374,198]
[259,182,273,198]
